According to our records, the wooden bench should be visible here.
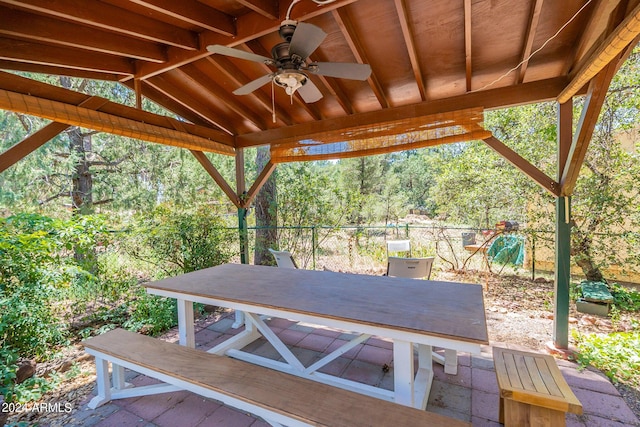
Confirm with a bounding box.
[83,329,471,427]
[492,347,582,427]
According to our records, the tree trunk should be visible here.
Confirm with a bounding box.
[68,127,93,214]
[570,223,604,282]
[254,146,277,265]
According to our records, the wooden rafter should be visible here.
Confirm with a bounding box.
[145,74,236,135]
[0,60,121,81]
[232,0,279,20]
[178,64,267,131]
[464,0,472,92]
[557,101,573,181]
[332,8,389,109]
[0,37,135,76]
[517,0,544,84]
[558,1,640,103]
[394,0,426,100]
[190,150,240,207]
[0,6,166,63]
[128,0,236,37]
[0,0,198,49]
[237,77,571,147]
[483,135,559,196]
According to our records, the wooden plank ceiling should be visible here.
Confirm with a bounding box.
[0,0,639,196]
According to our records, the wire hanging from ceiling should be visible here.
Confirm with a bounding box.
[472,0,593,92]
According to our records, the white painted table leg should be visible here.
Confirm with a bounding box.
[444,348,458,375]
[415,344,434,409]
[88,358,111,409]
[393,339,415,407]
[232,310,245,329]
[177,298,195,348]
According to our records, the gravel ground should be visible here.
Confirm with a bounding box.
[5,271,640,425]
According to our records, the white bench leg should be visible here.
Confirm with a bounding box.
[112,364,132,390]
[444,349,458,375]
[88,358,111,409]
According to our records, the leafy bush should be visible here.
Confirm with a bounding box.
[573,331,640,387]
[610,284,640,312]
[125,204,235,275]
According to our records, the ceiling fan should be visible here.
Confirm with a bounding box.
[206,9,371,104]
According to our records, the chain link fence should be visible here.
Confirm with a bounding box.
[231,225,561,281]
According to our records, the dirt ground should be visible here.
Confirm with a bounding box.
[5,271,640,426]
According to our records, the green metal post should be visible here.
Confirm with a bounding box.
[405,223,409,238]
[237,207,249,265]
[312,226,317,270]
[554,196,571,348]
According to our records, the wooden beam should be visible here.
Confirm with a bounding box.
[333,8,389,109]
[0,60,122,81]
[0,97,108,173]
[128,0,235,36]
[0,37,135,76]
[517,0,544,83]
[237,77,571,147]
[0,89,234,155]
[464,0,472,92]
[190,150,240,207]
[560,59,620,195]
[483,135,559,197]
[0,6,167,63]
[236,147,246,198]
[557,100,573,181]
[0,71,235,147]
[558,1,640,103]
[242,160,276,208]
[394,0,426,100]
[0,0,198,49]
[232,0,279,20]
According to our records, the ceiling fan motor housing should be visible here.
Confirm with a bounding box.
[278,20,297,42]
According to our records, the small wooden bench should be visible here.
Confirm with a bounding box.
[492,347,582,427]
[83,329,471,427]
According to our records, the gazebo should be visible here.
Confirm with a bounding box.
[0,0,639,350]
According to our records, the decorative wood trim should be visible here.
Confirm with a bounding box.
[483,135,560,197]
[242,160,276,208]
[190,150,240,207]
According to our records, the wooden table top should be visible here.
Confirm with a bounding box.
[144,263,489,345]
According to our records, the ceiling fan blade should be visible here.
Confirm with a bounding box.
[207,45,273,64]
[297,79,323,103]
[233,74,274,95]
[289,22,327,59]
[308,62,372,80]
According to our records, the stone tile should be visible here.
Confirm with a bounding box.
[559,365,620,395]
[296,333,334,352]
[471,367,499,394]
[277,329,308,346]
[152,394,218,427]
[317,356,350,377]
[194,328,222,348]
[200,405,256,427]
[123,391,188,421]
[575,413,638,426]
[427,379,472,417]
[94,408,147,427]
[433,363,472,388]
[377,367,394,391]
[338,331,360,341]
[356,344,393,366]
[573,388,639,424]
[471,354,495,371]
[240,337,269,353]
[290,347,322,366]
[265,317,297,329]
[71,403,120,426]
[323,338,363,359]
[288,323,316,333]
[366,337,393,349]
[341,360,384,386]
[250,418,272,427]
[311,327,343,338]
[566,413,587,427]
[246,341,281,360]
[207,318,235,333]
[471,389,500,422]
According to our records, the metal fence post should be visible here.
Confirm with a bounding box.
[405,223,410,239]
[312,226,317,270]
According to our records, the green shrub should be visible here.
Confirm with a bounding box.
[610,284,640,312]
[573,330,640,387]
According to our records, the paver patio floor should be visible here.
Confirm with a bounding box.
[71,312,640,427]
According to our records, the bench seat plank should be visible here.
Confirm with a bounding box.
[84,329,470,427]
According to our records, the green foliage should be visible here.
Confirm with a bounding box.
[126,204,235,275]
[610,284,640,312]
[573,330,640,387]
[123,289,177,336]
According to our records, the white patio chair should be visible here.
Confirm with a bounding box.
[386,239,411,258]
[268,248,298,269]
[386,256,434,280]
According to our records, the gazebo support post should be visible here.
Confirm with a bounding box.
[234,148,249,328]
[553,196,571,349]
